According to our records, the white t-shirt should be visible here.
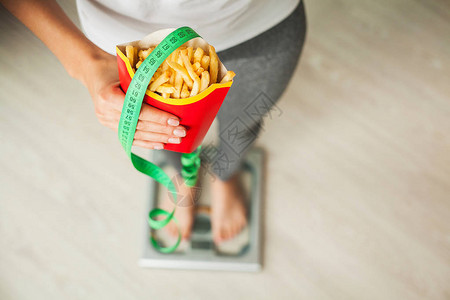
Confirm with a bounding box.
[76,0,299,54]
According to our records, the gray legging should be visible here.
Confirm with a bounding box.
[161,1,307,181]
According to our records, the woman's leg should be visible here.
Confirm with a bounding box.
[209,1,307,242]
[212,1,307,180]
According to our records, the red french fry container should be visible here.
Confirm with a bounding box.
[116,30,233,153]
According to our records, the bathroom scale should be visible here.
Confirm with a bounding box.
[139,146,264,272]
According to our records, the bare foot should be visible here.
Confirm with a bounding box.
[158,174,200,240]
[210,172,248,244]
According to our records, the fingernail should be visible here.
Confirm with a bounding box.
[173,129,186,137]
[168,118,179,126]
[168,137,181,144]
[154,144,163,150]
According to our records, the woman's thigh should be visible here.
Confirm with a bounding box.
[216,1,307,130]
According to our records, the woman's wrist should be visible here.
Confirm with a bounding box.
[69,44,111,86]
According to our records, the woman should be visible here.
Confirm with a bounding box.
[1,0,306,245]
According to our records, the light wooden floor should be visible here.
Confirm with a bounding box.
[1,0,449,299]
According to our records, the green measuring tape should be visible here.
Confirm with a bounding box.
[118,27,202,253]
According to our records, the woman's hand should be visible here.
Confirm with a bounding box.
[81,53,187,150]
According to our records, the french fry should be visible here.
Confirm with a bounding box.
[138,47,153,60]
[180,83,190,99]
[149,71,170,92]
[126,45,137,68]
[192,62,201,72]
[162,60,170,72]
[138,49,144,60]
[190,77,201,97]
[193,47,204,64]
[220,70,236,83]
[173,71,183,99]
[176,51,183,64]
[201,55,210,70]
[156,83,176,94]
[200,71,210,93]
[155,65,163,75]
[195,67,204,77]
[180,49,200,84]
[167,60,193,89]
[169,71,175,85]
[173,73,183,99]
[208,45,219,84]
[169,49,179,63]
[136,61,142,69]
[153,69,162,80]
[162,92,170,99]
[187,47,193,62]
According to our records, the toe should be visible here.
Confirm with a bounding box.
[230,224,238,239]
[224,226,233,241]
[181,227,191,240]
[227,224,236,239]
[212,228,222,243]
[220,228,227,241]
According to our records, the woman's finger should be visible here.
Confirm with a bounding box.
[134,130,182,144]
[136,120,186,136]
[132,140,165,150]
[103,116,186,140]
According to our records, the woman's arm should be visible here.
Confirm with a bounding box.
[1,0,187,150]
[1,0,102,83]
